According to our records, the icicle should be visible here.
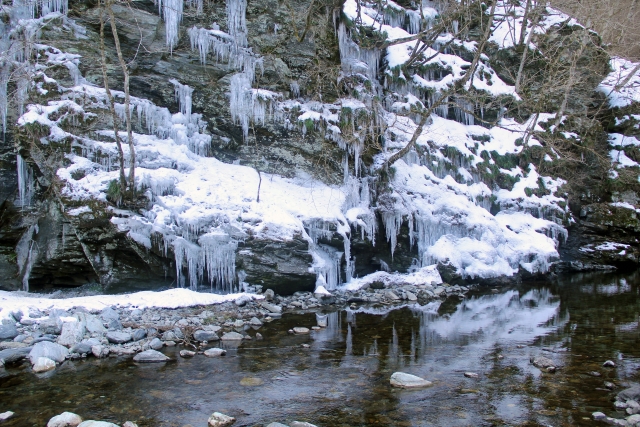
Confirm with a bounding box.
[290,81,300,98]
[0,68,7,134]
[230,72,253,139]
[157,0,183,51]
[40,0,68,15]
[338,23,380,82]
[226,0,248,48]
[16,224,39,292]
[406,10,422,34]
[169,79,194,123]
[186,0,203,14]
[17,154,34,207]
[382,211,403,258]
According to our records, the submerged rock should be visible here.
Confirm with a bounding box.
[531,355,557,371]
[47,412,83,427]
[390,372,433,389]
[133,350,169,363]
[293,327,309,334]
[207,412,235,427]
[221,332,243,341]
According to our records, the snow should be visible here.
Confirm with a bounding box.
[0,288,264,321]
[609,133,640,148]
[341,265,442,291]
[610,150,639,168]
[598,57,640,108]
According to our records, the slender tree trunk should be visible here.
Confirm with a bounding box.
[99,4,127,199]
[106,0,135,198]
[614,62,640,91]
[515,8,541,93]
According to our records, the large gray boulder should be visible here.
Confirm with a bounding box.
[106,331,132,344]
[77,313,106,334]
[58,320,86,347]
[0,346,32,364]
[193,330,219,342]
[390,372,433,389]
[29,341,68,364]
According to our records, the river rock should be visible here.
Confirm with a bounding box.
[593,412,607,420]
[91,345,109,358]
[249,317,263,326]
[0,341,28,349]
[221,332,243,341]
[405,291,417,301]
[79,313,106,334]
[29,341,68,364]
[77,422,119,427]
[180,350,196,358]
[619,386,640,403]
[58,320,86,347]
[235,295,252,307]
[70,342,93,354]
[266,423,289,427]
[0,324,18,340]
[627,401,640,415]
[131,329,147,341]
[385,290,400,301]
[194,330,219,342]
[149,338,163,350]
[261,302,282,314]
[99,307,119,322]
[47,412,83,427]
[122,422,138,427]
[604,360,616,367]
[628,414,640,426]
[290,422,318,427]
[531,355,556,371]
[263,289,275,301]
[0,412,14,421]
[106,331,132,344]
[204,348,226,357]
[390,372,433,389]
[208,412,235,427]
[161,330,179,341]
[464,372,479,378]
[133,349,169,363]
[0,347,32,364]
[33,357,56,373]
[293,327,309,334]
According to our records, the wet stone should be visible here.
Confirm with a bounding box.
[0,412,14,421]
[106,331,132,344]
[603,360,616,367]
[207,412,235,427]
[390,372,433,389]
[531,355,556,370]
[33,357,56,373]
[293,327,309,334]
[47,411,83,427]
[133,350,169,363]
[149,338,163,350]
[221,332,243,341]
[204,348,226,358]
[180,350,196,358]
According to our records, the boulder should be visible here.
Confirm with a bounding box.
[91,345,109,358]
[0,346,32,364]
[179,350,196,358]
[78,313,106,334]
[99,307,120,322]
[249,317,263,326]
[221,332,243,341]
[207,412,235,427]
[149,338,163,350]
[263,289,275,301]
[619,386,640,403]
[58,320,86,347]
[204,348,227,357]
[390,372,433,389]
[33,357,56,373]
[29,341,68,364]
[0,324,18,340]
[70,342,93,355]
[48,412,83,427]
[131,329,147,342]
[133,350,169,363]
[260,302,282,314]
[193,330,219,342]
[106,331,132,344]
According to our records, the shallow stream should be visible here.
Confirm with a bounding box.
[1,271,639,426]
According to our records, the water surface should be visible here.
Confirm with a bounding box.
[1,271,639,426]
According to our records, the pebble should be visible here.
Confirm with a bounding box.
[204,348,226,358]
[207,412,235,427]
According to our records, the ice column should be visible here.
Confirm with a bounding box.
[157,0,183,51]
[226,0,248,48]
[17,154,34,207]
[170,79,193,122]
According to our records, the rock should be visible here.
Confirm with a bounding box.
[106,318,122,330]
[0,412,14,421]
[122,422,138,427]
[464,372,479,378]
[33,357,57,373]
[99,307,120,322]
[293,327,310,334]
[233,319,244,328]
[91,345,109,358]
[589,371,602,377]
[239,377,263,386]
[619,386,640,403]
[180,350,196,358]
[264,289,275,301]
[133,349,169,363]
[204,348,226,357]
[131,329,147,341]
[385,290,400,300]
[79,314,105,334]
[627,401,640,415]
[29,341,68,364]
[47,411,83,427]
[235,295,252,307]
[0,346,32,364]
[531,355,556,370]
[390,372,433,389]
[249,317,263,326]
[0,324,18,340]
[604,360,616,367]
[221,332,243,341]
[405,291,417,301]
[161,331,179,341]
[606,382,616,390]
[77,422,119,427]
[106,331,132,344]
[58,321,86,347]
[593,412,607,420]
[255,333,263,340]
[260,302,282,314]
[628,414,640,426]
[266,423,289,427]
[290,422,318,427]
[0,342,28,350]
[207,412,235,427]
[70,342,93,354]
[149,338,163,350]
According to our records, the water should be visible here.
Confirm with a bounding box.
[1,271,639,426]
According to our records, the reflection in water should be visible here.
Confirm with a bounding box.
[1,273,639,427]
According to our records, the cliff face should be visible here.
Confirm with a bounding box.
[0,0,638,294]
